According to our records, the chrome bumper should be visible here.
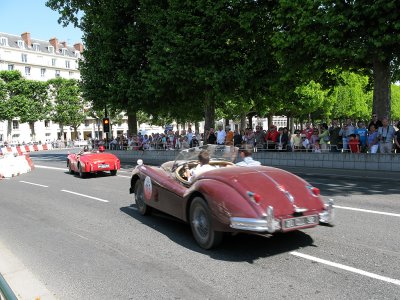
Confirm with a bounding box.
[319,199,334,225]
[230,206,281,233]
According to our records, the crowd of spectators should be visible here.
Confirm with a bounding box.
[86,112,400,154]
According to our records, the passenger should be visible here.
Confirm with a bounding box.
[79,146,90,155]
[185,150,215,182]
[236,147,261,166]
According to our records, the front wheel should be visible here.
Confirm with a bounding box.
[110,170,117,176]
[135,180,151,215]
[189,197,223,249]
[67,160,74,174]
[78,164,86,178]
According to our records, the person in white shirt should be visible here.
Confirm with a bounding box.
[236,147,261,166]
[185,150,215,182]
[216,125,226,145]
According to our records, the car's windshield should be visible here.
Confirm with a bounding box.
[173,145,239,169]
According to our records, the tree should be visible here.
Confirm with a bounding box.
[391,84,400,120]
[48,78,86,141]
[4,78,50,141]
[273,0,400,120]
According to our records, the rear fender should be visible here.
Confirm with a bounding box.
[185,179,261,231]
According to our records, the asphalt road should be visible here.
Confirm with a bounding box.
[0,150,399,299]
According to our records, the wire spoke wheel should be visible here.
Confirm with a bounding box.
[190,197,223,249]
[135,180,150,215]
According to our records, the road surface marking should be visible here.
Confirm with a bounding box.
[334,205,400,218]
[290,251,400,286]
[35,165,68,171]
[61,190,109,203]
[117,175,130,178]
[19,180,48,188]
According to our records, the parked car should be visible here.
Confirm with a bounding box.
[129,145,334,249]
[67,147,120,178]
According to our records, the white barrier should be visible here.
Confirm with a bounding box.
[0,153,33,178]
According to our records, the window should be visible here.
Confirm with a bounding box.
[45,120,51,127]
[41,68,46,77]
[8,64,14,71]
[12,120,19,130]
[21,53,27,62]
[61,48,68,55]
[55,70,60,77]
[17,40,24,48]
[65,60,70,68]
[25,66,31,76]
[33,43,40,51]
[52,58,56,66]
[48,46,54,53]
[69,71,74,77]
[74,51,81,58]
[84,120,90,127]
[0,37,8,46]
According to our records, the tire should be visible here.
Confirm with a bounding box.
[189,197,223,249]
[67,160,74,174]
[78,164,86,178]
[110,170,117,176]
[135,180,151,215]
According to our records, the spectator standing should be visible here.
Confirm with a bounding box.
[186,128,193,145]
[329,120,342,152]
[233,129,243,147]
[225,126,234,146]
[318,123,330,151]
[310,129,320,151]
[277,127,289,150]
[245,128,255,147]
[190,135,200,148]
[348,134,360,153]
[368,112,383,130]
[377,117,395,153]
[290,130,302,151]
[216,125,226,145]
[367,124,379,153]
[266,125,279,149]
[254,126,266,149]
[236,147,261,166]
[206,128,217,144]
[302,122,314,141]
[355,121,368,152]
[339,119,355,151]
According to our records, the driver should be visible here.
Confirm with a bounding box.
[236,147,261,166]
[185,150,215,182]
[79,146,90,155]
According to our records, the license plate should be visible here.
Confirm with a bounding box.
[283,215,318,229]
[98,164,109,169]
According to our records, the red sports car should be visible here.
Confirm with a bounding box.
[67,148,120,178]
[129,145,334,249]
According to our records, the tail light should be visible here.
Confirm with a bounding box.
[247,191,262,204]
[307,185,320,196]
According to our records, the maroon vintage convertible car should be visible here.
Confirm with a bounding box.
[129,145,333,249]
[67,148,120,178]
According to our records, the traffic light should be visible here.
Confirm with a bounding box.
[102,118,110,133]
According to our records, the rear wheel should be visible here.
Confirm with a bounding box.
[189,197,223,249]
[135,180,151,215]
[110,170,117,176]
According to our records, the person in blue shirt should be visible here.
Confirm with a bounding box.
[355,121,368,152]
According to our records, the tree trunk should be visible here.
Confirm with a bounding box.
[267,113,273,129]
[60,124,64,141]
[240,113,247,131]
[204,98,215,132]
[127,112,138,136]
[373,58,391,120]
[29,122,35,142]
[7,120,12,141]
[225,119,230,128]
[195,122,200,133]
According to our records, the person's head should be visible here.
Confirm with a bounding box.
[240,146,253,158]
[320,123,328,130]
[346,118,352,125]
[198,150,210,165]
[371,112,378,121]
[255,125,260,132]
[295,129,300,135]
[382,117,389,127]
[210,127,214,133]
[83,146,89,152]
[98,145,105,152]
[218,125,223,131]
[332,119,338,126]
[349,134,356,140]
[369,124,376,132]
[278,127,284,133]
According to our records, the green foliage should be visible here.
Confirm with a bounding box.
[391,84,400,120]
[0,70,23,83]
[48,78,87,129]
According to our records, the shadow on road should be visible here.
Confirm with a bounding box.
[120,205,315,263]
